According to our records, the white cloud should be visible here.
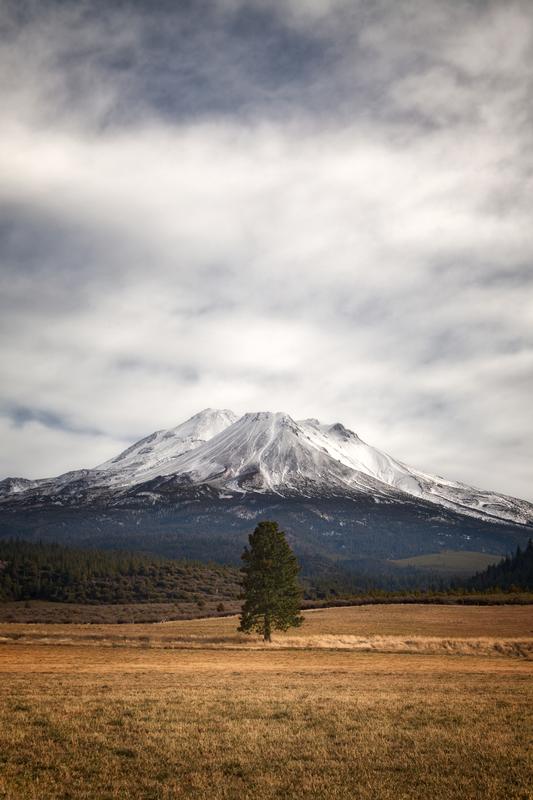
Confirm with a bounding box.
[0,0,532,500]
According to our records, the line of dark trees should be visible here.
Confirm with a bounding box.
[464,540,533,592]
[300,557,455,596]
[0,540,241,604]
[1,538,531,607]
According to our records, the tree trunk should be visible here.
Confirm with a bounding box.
[263,614,271,642]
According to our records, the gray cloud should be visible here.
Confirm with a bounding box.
[0,0,532,499]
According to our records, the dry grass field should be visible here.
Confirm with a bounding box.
[0,605,532,800]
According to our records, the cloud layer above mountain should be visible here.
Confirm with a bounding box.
[1,0,532,499]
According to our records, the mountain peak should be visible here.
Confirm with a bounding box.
[188,407,235,419]
[240,411,298,428]
[329,422,359,441]
[94,407,238,485]
[241,410,293,421]
[171,408,238,437]
[164,409,351,493]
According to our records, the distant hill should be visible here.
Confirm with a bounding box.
[466,540,533,591]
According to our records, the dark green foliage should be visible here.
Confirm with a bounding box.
[299,556,455,597]
[0,540,241,605]
[238,521,303,641]
[465,539,533,591]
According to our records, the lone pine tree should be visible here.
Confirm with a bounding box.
[238,520,303,642]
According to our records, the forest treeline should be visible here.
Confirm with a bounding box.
[0,538,531,606]
[0,539,454,606]
[465,539,533,592]
[0,540,241,604]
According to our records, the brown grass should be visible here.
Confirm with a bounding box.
[0,605,532,799]
[2,602,532,643]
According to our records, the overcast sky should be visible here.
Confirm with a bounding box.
[1,0,532,500]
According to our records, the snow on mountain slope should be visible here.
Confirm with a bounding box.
[298,420,423,495]
[161,411,394,496]
[0,477,41,497]
[95,408,238,488]
[298,418,533,525]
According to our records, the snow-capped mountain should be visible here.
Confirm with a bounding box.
[1,408,532,527]
[153,412,391,496]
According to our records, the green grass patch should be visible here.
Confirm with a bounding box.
[390,550,501,576]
